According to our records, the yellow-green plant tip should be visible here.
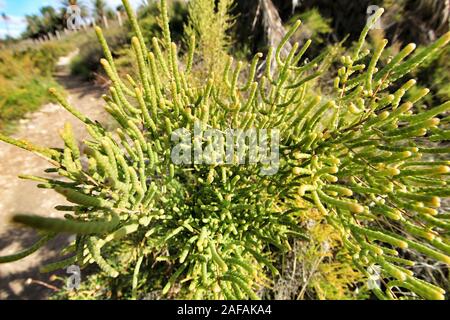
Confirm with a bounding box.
[437,166,450,174]
[442,31,450,42]
[0,234,54,263]
[350,203,365,214]
[430,197,441,208]
[387,168,401,176]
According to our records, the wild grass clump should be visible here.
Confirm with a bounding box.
[0,41,72,133]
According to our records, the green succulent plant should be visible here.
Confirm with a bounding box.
[1,1,449,300]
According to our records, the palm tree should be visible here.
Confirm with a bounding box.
[40,6,62,33]
[92,0,106,23]
[23,14,45,39]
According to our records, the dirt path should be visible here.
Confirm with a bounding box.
[0,51,108,299]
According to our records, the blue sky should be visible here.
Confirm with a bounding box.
[0,0,142,38]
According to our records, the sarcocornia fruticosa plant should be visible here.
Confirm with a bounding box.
[1,0,450,300]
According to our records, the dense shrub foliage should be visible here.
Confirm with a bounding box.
[70,26,130,80]
[1,0,449,300]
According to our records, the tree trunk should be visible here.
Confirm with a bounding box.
[259,0,291,55]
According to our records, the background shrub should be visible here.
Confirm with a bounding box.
[0,40,73,133]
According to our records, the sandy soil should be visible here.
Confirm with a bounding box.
[0,52,108,299]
